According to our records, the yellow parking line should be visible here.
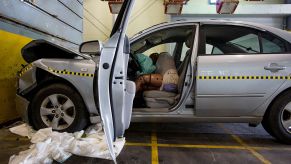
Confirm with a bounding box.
[158,143,248,150]
[151,131,159,164]
[126,142,152,147]
[158,143,291,151]
[219,124,271,164]
[231,134,271,164]
[125,142,291,151]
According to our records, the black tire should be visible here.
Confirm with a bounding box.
[264,91,291,144]
[30,83,88,133]
[261,111,275,137]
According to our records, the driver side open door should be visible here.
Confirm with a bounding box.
[93,0,136,162]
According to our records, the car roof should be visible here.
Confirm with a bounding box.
[132,20,291,43]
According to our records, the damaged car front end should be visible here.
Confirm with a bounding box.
[16,39,100,128]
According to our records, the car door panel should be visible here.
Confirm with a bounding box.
[95,35,117,162]
[196,54,290,117]
[110,36,135,137]
[94,0,135,161]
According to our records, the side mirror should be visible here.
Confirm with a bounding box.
[79,40,102,55]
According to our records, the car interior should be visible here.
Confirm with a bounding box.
[128,26,195,111]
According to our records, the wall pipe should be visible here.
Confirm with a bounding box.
[286,0,291,31]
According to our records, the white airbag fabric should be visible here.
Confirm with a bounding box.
[8,123,125,164]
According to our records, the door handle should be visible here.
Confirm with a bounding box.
[264,63,286,72]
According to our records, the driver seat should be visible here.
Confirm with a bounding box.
[143,35,193,108]
[143,53,190,108]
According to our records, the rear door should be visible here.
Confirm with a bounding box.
[93,0,135,161]
[196,24,290,117]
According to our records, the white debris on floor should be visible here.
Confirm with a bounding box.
[9,123,35,139]
[8,123,125,164]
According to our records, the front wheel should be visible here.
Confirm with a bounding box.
[263,91,291,144]
[30,83,88,132]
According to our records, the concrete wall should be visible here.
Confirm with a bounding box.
[0,0,83,50]
[177,0,291,30]
[83,0,168,39]
[83,0,168,54]
[182,0,285,14]
[0,0,83,123]
[126,0,168,37]
[127,0,169,54]
[83,0,112,42]
[173,15,284,28]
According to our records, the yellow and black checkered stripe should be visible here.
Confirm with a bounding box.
[196,75,291,80]
[48,67,94,77]
[18,63,33,77]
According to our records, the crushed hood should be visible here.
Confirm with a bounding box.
[21,40,82,63]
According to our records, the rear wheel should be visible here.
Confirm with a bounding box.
[261,110,275,137]
[264,91,291,144]
[30,83,88,132]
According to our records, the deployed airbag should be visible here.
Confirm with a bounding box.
[9,123,125,164]
[135,53,156,75]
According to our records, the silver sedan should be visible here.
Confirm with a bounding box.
[15,0,291,160]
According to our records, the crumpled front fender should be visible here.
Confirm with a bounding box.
[17,58,100,123]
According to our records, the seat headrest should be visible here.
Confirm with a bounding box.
[155,52,176,75]
[185,34,194,48]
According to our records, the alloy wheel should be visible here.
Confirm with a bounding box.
[40,94,76,130]
[281,102,291,133]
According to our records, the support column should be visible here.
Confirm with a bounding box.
[286,0,291,31]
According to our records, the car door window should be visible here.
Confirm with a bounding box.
[180,42,188,61]
[206,44,213,54]
[228,33,260,53]
[200,25,291,55]
[200,25,261,55]
[206,43,223,55]
[212,46,223,54]
[260,32,286,53]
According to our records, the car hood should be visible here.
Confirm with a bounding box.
[21,39,89,63]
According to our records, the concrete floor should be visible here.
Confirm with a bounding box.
[1,123,291,164]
